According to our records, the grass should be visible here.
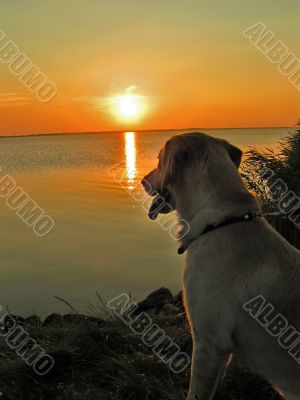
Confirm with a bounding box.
[242,127,300,213]
[241,126,300,249]
[0,309,283,400]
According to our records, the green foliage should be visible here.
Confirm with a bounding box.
[242,128,300,211]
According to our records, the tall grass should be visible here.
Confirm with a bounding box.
[242,126,300,248]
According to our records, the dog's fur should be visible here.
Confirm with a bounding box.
[142,132,300,400]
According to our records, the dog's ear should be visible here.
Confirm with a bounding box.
[221,140,242,168]
[160,142,188,193]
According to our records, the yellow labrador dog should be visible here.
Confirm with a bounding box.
[142,132,300,400]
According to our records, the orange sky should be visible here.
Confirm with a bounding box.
[0,1,299,135]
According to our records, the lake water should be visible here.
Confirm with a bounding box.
[0,128,292,315]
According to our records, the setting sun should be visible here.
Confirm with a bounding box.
[109,91,148,123]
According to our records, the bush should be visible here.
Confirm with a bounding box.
[242,125,300,248]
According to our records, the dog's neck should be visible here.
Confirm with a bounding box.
[174,165,260,249]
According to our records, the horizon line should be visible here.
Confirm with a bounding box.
[0,126,296,139]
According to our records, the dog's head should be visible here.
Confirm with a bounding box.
[141,132,242,220]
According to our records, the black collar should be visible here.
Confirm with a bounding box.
[178,210,262,255]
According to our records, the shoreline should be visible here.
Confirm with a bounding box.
[0,287,283,400]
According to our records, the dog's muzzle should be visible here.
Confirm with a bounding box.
[148,191,173,220]
[141,178,174,220]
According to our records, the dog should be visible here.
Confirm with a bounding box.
[141,132,300,400]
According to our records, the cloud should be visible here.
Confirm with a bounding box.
[73,95,108,110]
[0,93,32,107]
[73,87,147,113]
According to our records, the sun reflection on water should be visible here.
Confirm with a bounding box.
[124,131,137,189]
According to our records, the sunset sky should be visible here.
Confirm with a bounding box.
[0,0,299,135]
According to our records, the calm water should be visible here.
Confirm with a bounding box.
[0,128,292,315]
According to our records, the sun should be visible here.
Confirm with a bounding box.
[109,90,148,123]
[115,95,140,119]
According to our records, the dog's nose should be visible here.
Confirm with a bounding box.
[141,177,153,194]
[141,178,147,187]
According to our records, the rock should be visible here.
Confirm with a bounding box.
[5,314,24,325]
[63,314,104,325]
[0,314,24,334]
[174,291,187,320]
[133,287,174,315]
[43,313,65,327]
[174,291,184,312]
[160,303,179,314]
[43,313,104,327]
[24,315,41,327]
